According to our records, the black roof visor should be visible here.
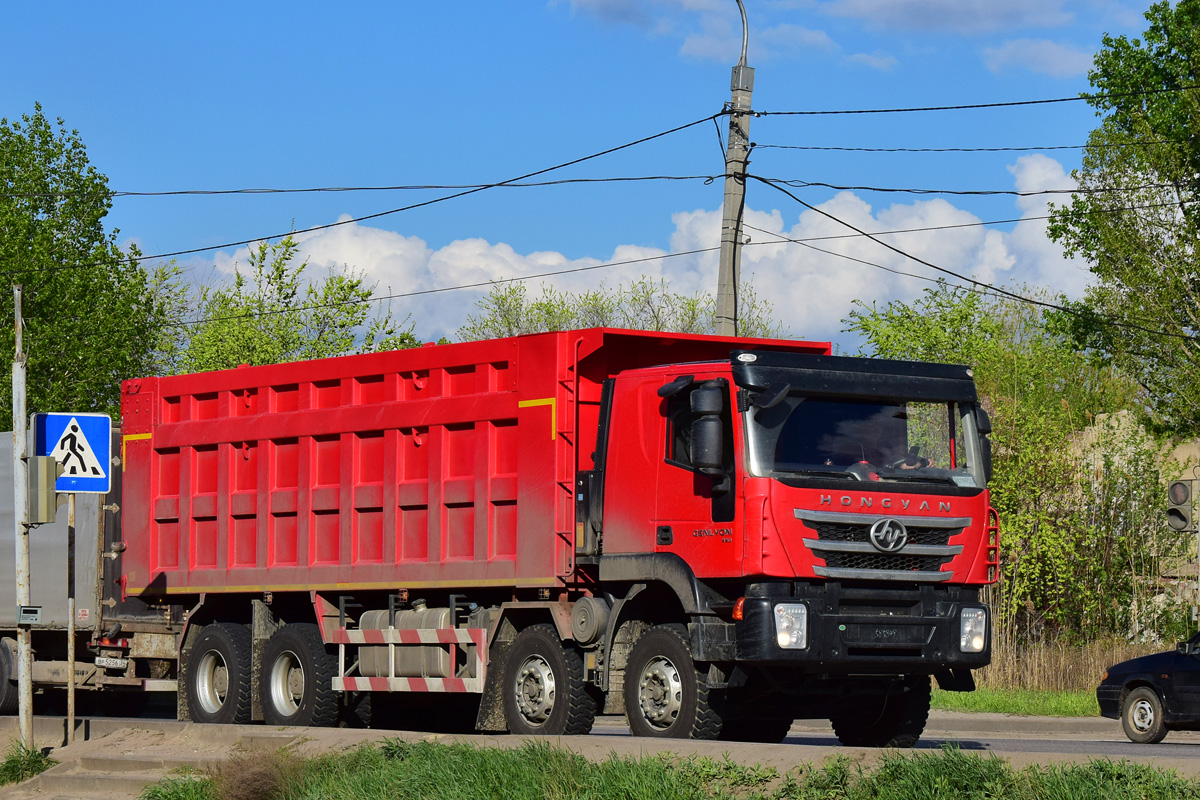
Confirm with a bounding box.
[731,350,978,404]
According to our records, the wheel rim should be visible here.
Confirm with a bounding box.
[195,650,230,715]
[513,654,556,726]
[269,649,305,717]
[1130,697,1156,733]
[637,655,683,730]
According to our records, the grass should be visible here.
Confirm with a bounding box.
[932,687,1099,717]
[0,741,56,785]
[137,740,1200,800]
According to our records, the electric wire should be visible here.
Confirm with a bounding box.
[155,246,719,331]
[769,178,1187,198]
[755,142,1169,153]
[757,83,1200,116]
[0,112,721,278]
[749,174,1200,343]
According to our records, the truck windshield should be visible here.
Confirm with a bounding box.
[745,395,986,488]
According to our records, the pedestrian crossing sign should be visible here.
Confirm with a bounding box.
[32,413,112,494]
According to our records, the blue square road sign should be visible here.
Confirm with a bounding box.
[32,412,112,494]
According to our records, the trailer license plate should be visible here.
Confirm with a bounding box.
[95,656,127,669]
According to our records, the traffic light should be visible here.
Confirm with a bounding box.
[1168,480,1194,531]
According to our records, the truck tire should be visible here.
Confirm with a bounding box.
[831,676,930,747]
[0,638,17,715]
[186,623,253,724]
[502,623,595,736]
[260,623,338,727]
[1121,686,1168,744]
[719,717,792,743]
[624,623,722,740]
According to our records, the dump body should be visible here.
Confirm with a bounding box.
[118,329,829,599]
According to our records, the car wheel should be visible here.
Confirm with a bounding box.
[1121,686,1168,744]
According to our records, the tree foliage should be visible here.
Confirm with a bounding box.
[161,237,419,374]
[1048,0,1200,435]
[458,278,786,341]
[0,105,175,418]
[846,282,1187,644]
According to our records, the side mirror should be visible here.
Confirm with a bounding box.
[976,407,992,435]
[690,384,724,475]
[1179,641,1193,656]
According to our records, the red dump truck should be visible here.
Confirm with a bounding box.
[5,328,998,745]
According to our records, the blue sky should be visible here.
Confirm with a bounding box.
[0,1,1151,346]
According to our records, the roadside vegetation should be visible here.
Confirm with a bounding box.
[932,689,1097,718]
[0,741,55,785]
[138,740,1200,800]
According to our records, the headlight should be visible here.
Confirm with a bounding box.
[773,603,808,649]
[960,608,987,653]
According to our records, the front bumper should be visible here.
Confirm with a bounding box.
[1096,683,1122,719]
[731,581,990,674]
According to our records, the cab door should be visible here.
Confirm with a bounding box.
[654,374,741,576]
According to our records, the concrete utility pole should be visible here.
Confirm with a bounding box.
[12,285,32,749]
[714,0,754,337]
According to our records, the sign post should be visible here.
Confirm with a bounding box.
[32,412,111,743]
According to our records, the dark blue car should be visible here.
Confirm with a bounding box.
[1097,635,1200,743]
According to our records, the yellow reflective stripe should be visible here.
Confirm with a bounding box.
[518,398,556,440]
[121,433,152,470]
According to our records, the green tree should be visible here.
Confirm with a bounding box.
[0,105,175,418]
[165,237,418,374]
[458,277,786,340]
[845,282,1184,645]
[1048,0,1200,434]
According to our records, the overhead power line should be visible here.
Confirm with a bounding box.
[157,247,720,331]
[1,112,721,278]
[0,175,718,200]
[757,83,1200,116]
[755,141,1172,154]
[770,178,1190,198]
[749,174,1200,343]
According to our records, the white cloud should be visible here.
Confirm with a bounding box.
[847,51,897,70]
[199,157,1087,344]
[820,0,1073,34]
[983,38,1093,78]
[681,16,836,62]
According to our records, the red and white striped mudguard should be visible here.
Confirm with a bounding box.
[333,627,487,694]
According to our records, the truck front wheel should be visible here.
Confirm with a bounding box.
[503,623,595,736]
[260,624,338,727]
[624,624,722,739]
[186,623,253,724]
[830,675,930,747]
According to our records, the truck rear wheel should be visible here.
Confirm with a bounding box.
[260,623,338,727]
[503,623,595,736]
[830,676,930,747]
[186,623,253,724]
[624,623,722,739]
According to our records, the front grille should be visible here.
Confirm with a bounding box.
[809,521,953,546]
[822,551,952,573]
[796,509,968,583]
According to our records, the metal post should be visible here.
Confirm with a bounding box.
[714,0,754,337]
[11,285,32,749]
[67,493,75,743]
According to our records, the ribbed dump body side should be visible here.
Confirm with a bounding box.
[118,329,830,600]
